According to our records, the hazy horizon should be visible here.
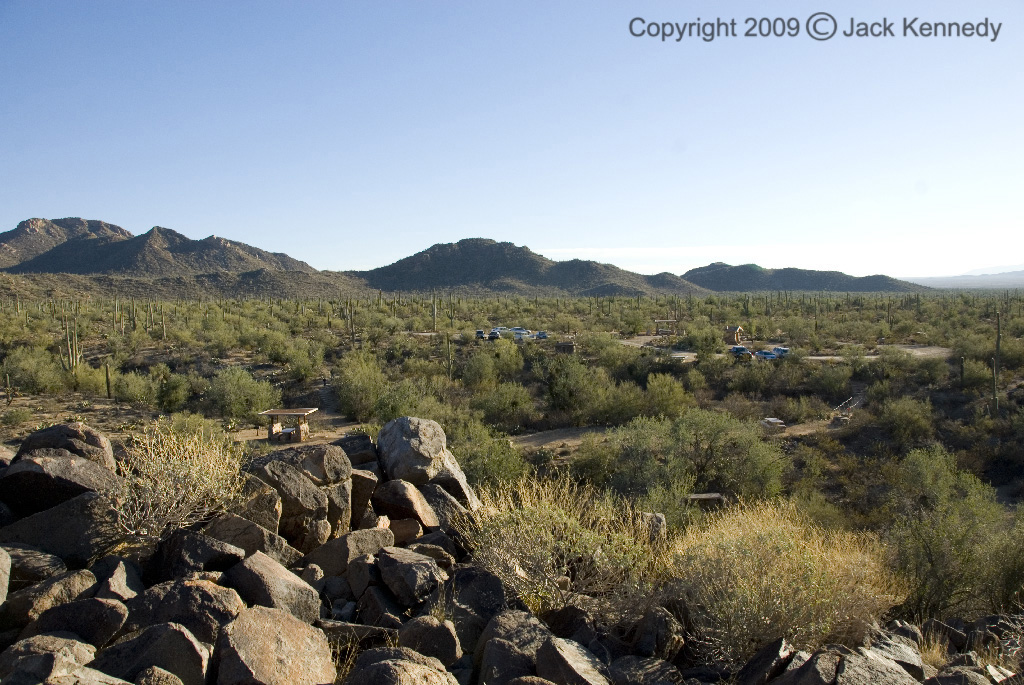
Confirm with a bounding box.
[1,2,1020,279]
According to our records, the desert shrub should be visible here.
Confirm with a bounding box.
[643,373,694,419]
[470,382,538,433]
[457,477,672,625]
[462,350,498,391]
[156,373,192,413]
[334,351,387,422]
[672,500,904,667]
[207,367,280,423]
[1,346,65,394]
[1,407,33,426]
[807,363,852,402]
[878,397,934,450]
[113,371,157,408]
[108,421,247,543]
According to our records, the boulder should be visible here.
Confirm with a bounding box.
[93,559,145,603]
[15,422,115,471]
[373,479,440,529]
[480,637,536,685]
[475,610,553,673]
[155,530,244,582]
[202,513,301,567]
[0,569,96,631]
[90,623,209,685]
[334,433,379,466]
[322,479,352,538]
[773,649,842,685]
[215,606,336,685]
[0,632,96,679]
[835,649,920,685]
[302,527,394,577]
[252,460,329,553]
[377,419,478,510]
[418,530,460,558]
[927,666,991,685]
[20,596,128,648]
[637,512,667,544]
[314,618,397,647]
[123,579,244,644]
[537,637,611,685]
[407,543,456,571]
[377,546,448,607]
[632,606,684,660]
[868,632,925,681]
[2,652,132,684]
[398,615,463,667]
[2,543,67,592]
[390,518,423,545]
[350,469,379,527]
[609,656,684,685]
[347,553,380,598]
[237,474,282,534]
[735,637,796,685]
[357,586,405,629]
[0,492,120,567]
[252,444,352,486]
[222,551,321,623]
[420,483,469,531]
[350,658,459,685]
[134,666,185,685]
[443,565,508,657]
[0,452,120,516]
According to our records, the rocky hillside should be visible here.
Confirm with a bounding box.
[0,418,1018,684]
[683,263,927,293]
[0,219,133,270]
[351,239,711,297]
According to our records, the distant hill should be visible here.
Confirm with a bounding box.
[351,239,709,296]
[903,271,1024,289]
[3,220,314,277]
[682,263,926,293]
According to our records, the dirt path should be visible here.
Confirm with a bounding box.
[511,426,608,451]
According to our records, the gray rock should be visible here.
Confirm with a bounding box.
[927,666,990,685]
[20,596,128,647]
[347,553,380,598]
[323,575,354,603]
[358,586,405,629]
[350,468,379,528]
[637,512,667,544]
[609,656,684,685]
[480,637,536,685]
[253,444,352,486]
[0,492,120,567]
[237,474,282,534]
[475,610,554,675]
[537,637,611,685]
[2,543,68,592]
[314,618,397,646]
[351,658,458,684]
[632,606,684,660]
[0,452,120,516]
[0,569,96,631]
[215,606,336,685]
[202,513,301,567]
[322,479,352,538]
[222,551,321,623]
[507,679,559,685]
[399,615,463,666]
[252,460,329,553]
[377,546,448,607]
[868,632,925,681]
[377,418,479,511]
[418,530,459,558]
[156,530,244,581]
[373,479,440,528]
[93,559,145,603]
[90,622,209,685]
[773,649,842,685]
[3,652,132,684]
[735,637,795,685]
[15,422,115,471]
[123,579,244,644]
[134,665,185,685]
[888,619,924,646]
[302,527,394,577]
[390,518,423,546]
[443,565,508,658]
[334,433,379,466]
[420,483,469,531]
[407,543,456,571]
[352,645,450,671]
[835,649,919,685]
[0,632,96,679]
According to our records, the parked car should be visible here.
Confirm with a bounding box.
[730,345,750,357]
[772,346,791,357]
[754,350,778,361]
[475,330,486,339]
[510,327,532,336]
[536,331,549,339]
[488,331,501,340]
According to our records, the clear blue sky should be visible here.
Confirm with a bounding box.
[1,1,1021,277]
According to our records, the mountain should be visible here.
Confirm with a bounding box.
[351,239,710,296]
[0,218,133,269]
[682,263,926,293]
[903,271,1024,289]
[2,219,314,276]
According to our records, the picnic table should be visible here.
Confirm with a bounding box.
[258,408,318,442]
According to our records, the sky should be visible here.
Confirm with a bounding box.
[1,1,1021,278]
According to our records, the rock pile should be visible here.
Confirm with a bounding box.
[0,417,1019,685]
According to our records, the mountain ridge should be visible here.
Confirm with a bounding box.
[683,262,926,293]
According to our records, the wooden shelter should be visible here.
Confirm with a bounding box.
[723,325,744,345]
[258,408,318,442]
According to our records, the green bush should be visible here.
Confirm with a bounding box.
[157,373,192,413]
[1,347,65,394]
[878,397,934,451]
[470,382,537,433]
[207,367,280,424]
[113,371,157,407]
[334,352,387,422]
[1,407,33,426]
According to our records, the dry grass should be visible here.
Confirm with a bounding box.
[108,420,248,542]
[670,499,906,667]
[455,476,672,626]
